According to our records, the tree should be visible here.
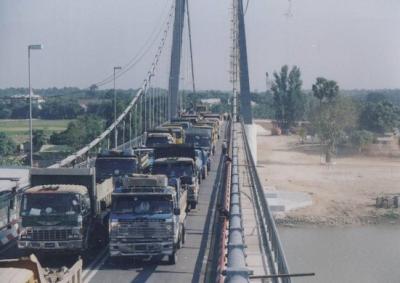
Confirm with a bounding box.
[312,77,339,105]
[350,130,375,152]
[0,133,16,156]
[33,129,48,151]
[271,65,304,130]
[359,101,400,134]
[40,100,84,119]
[311,96,357,163]
[50,115,104,149]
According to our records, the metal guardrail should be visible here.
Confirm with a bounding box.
[241,122,291,283]
[224,121,250,283]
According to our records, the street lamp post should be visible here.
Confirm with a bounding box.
[113,66,122,148]
[28,44,43,167]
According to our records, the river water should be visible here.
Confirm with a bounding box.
[278,225,400,283]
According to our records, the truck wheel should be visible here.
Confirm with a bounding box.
[181,225,186,244]
[190,202,197,210]
[168,251,177,265]
[91,224,108,249]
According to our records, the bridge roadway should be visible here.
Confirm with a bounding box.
[0,123,227,283]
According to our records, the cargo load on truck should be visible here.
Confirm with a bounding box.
[0,254,82,283]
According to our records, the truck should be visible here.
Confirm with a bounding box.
[95,149,142,186]
[109,174,186,264]
[185,128,214,156]
[0,254,82,283]
[18,168,113,254]
[152,157,200,210]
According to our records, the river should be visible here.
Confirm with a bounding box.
[278,225,400,283]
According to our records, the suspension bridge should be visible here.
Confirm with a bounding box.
[0,1,293,282]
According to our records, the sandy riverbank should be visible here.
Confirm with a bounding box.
[255,120,400,226]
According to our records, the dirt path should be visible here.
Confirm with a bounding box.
[255,120,400,226]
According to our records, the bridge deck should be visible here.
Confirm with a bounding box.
[83,124,227,283]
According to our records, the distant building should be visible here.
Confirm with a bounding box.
[11,93,45,104]
[200,98,221,105]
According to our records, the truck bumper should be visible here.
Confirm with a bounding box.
[109,240,174,257]
[18,240,84,251]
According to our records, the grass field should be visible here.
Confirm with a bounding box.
[0,119,73,143]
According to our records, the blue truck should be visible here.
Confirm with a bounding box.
[109,174,187,264]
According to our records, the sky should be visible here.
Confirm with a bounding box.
[0,0,399,91]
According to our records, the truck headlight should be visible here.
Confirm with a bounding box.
[109,219,119,233]
[68,228,82,239]
[20,227,32,240]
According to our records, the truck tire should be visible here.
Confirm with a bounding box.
[91,223,108,249]
[181,225,186,244]
[168,251,177,265]
[177,226,182,249]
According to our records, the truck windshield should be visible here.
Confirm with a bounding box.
[186,135,211,147]
[146,136,170,147]
[21,193,80,216]
[95,158,137,178]
[152,163,193,178]
[112,195,172,214]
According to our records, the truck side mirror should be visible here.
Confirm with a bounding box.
[173,208,181,215]
[100,200,107,212]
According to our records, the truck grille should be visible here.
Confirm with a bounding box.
[117,219,171,239]
[29,229,72,241]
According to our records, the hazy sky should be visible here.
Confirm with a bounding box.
[1,0,399,91]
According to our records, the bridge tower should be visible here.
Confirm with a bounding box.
[168,0,186,119]
[234,0,257,162]
[237,0,252,124]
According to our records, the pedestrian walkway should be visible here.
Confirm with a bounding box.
[237,129,269,282]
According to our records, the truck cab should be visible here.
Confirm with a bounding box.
[19,184,90,251]
[145,132,175,147]
[95,149,139,186]
[109,174,186,264]
[18,168,112,254]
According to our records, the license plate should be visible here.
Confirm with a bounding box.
[44,242,55,248]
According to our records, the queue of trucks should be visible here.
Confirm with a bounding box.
[12,111,223,269]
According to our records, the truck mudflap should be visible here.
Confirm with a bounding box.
[109,241,174,257]
[186,185,198,203]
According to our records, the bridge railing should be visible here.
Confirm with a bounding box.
[241,121,291,283]
[224,121,250,283]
